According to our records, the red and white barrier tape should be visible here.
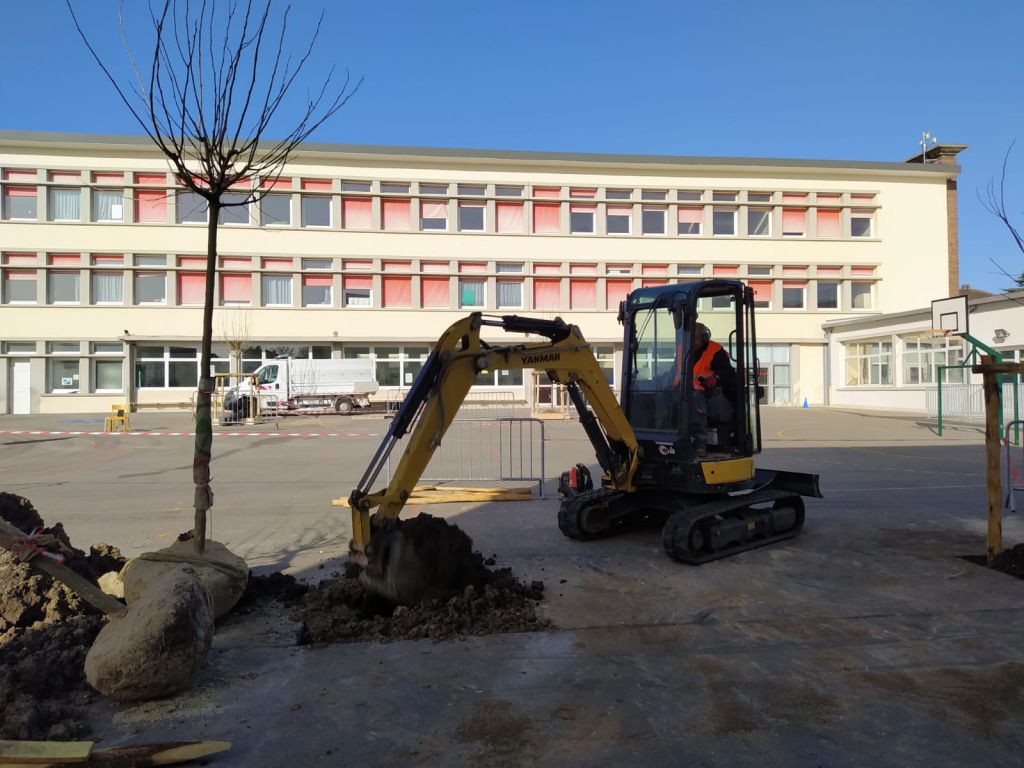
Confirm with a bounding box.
[0,429,379,439]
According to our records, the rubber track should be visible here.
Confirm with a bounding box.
[557,488,623,540]
[661,490,805,565]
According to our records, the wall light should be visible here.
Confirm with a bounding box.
[994,328,1010,342]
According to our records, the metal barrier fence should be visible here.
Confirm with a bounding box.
[386,417,546,497]
[384,389,525,419]
[1004,420,1024,513]
[926,381,1023,423]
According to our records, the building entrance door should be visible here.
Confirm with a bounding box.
[10,360,30,414]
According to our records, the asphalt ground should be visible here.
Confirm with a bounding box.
[1,406,1023,767]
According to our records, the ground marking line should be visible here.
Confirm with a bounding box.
[0,429,378,439]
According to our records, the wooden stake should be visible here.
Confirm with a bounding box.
[974,355,1004,562]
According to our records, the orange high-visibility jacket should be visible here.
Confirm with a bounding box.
[692,340,724,390]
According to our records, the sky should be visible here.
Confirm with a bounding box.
[2,0,1023,293]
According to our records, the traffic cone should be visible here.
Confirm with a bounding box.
[802,398,809,409]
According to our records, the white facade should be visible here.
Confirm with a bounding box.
[0,131,963,414]
[824,292,1024,414]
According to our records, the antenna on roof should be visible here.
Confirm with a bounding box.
[919,130,938,163]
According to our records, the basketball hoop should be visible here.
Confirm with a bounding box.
[922,328,951,339]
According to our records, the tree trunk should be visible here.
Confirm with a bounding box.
[193,201,220,553]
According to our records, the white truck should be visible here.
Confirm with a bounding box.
[224,358,378,417]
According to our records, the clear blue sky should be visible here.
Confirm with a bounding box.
[3,0,1023,293]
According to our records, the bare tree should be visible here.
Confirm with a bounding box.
[981,140,1024,289]
[219,308,253,372]
[68,0,361,551]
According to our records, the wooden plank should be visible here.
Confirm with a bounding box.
[0,740,93,764]
[0,520,127,618]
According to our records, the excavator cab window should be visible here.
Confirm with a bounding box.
[625,303,682,435]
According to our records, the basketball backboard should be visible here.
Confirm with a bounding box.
[931,295,968,336]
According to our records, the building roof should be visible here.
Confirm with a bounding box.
[822,289,1024,332]
[0,129,963,178]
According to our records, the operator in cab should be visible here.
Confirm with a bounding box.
[689,322,734,457]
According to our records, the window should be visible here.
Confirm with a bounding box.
[782,282,805,309]
[677,207,701,235]
[3,270,36,303]
[902,334,965,385]
[49,359,80,393]
[301,258,332,270]
[607,264,632,276]
[641,190,667,201]
[420,200,448,231]
[782,208,806,237]
[747,265,772,276]
[570,188,596,199]
[420,183,448,195]
[92,189,124,222]
[844,339,892,386]
[816,281,838,309]
[496,280,522,308]
[677,190,702,201]
[748,192,772,203]
[495,186,523,197]
[167,346,200,387]
[748,281,772,309]
[176,191,207,223]
[383,274,412,308]
[260,194,291,226]
[496,262,523,274]
[218,192,249,225]
[533,202,560,234]
[677,265,702,277]
[607,205,631,234]
[381,182,410,194]
[220,273,252,306]
[816,208,841,238]
[381,198,410,231]
[343,276,372,307]
[606,189,631,200]
[496,202,525,233]
[606,279,631,308]
[712,207,736,236]
[5,342,35,354]
[458,279,485,308]
[569,279,597,309]
[712,191,737,202]
[3,185,37,220]
[134,183,167,223]
[533,279,561,310]
[91,272,123,304]
[92,342,123,354]
[134,272,166,304]
[458,184,485,196]
[570,204,595,233]
[302,275,332,306]
[851,210,873,238]
[49,272,80,303]
[342,197,372,229]
[341,181,371,192]
[301,195,331,227]
[93,359,123,392]
[748,208,771,236]
[422,276,449,308]
[641,206,665,235]
[262,274,292,306]
[851,282,873,309]
[458,202,485,231]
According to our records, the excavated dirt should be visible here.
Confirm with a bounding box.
[291,516,550,643]
[0,493,125,739]
[962,543,1024,580]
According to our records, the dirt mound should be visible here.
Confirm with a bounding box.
[292,562,550,645]
[0,493,125,740]
[990,544,1024,579]
[233,571,310,613]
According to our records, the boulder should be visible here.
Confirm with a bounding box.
[97,570,124,599]
[85,564,213,701]
[121,539,247,619]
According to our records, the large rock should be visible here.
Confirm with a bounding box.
[121,539,247,619]
[85,564,214,701]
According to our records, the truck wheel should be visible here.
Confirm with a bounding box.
[334,397,354,414]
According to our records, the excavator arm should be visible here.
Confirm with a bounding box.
[348,313,639,549]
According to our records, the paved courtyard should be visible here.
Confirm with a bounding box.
[1,406,1022,767]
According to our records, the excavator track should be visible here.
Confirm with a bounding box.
[558,488,668,540]
[660,489,805,564]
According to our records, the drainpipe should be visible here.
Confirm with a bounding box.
[823,329,832,406]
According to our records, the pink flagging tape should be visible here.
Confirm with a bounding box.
[0,430,379,439]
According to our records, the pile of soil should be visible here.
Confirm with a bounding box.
[292,566,550,644]
[990,544,1024,579]
[0,493,125,739]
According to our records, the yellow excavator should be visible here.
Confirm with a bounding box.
[348,279,821,590]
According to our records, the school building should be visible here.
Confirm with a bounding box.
[0,130,966,414]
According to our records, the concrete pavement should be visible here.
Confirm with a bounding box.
[1,406,1022,766]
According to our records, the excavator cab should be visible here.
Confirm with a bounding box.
[620,280,760,488]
